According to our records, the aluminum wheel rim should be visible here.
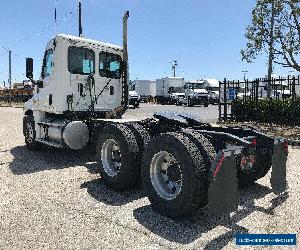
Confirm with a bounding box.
[26,122,34,143]
[150,151,182,200]
[101,139,122,177]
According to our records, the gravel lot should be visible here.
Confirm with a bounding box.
[0,104,299,249]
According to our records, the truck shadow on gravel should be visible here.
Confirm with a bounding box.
[9,145,93,175]
[80,179,145,206]
[133,183,288,248]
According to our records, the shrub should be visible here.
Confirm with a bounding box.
[232,98,300,125]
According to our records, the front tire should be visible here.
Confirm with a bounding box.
[142,132,207,218]
[23,115,39,150]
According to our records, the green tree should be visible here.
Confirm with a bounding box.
[241,0,300,77]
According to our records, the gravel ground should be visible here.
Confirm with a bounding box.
[0,104,299,249]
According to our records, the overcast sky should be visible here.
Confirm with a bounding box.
[0,0,295,86]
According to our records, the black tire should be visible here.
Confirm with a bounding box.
[204,102,209,107]
[142,132,207,218]
[237,151,272,186]
[125,123,151,166]
[95,123,140,190]
[181,129,217,165]
[23,115,39,150]
[187,98,193,107]
[134,101,140,108]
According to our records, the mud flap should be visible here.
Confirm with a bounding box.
[208,147,242,216]
[271,138,288,194]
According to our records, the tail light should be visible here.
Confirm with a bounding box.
[251,138,257,146]
[240,155,256,170]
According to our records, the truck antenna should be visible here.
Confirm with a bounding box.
[78,0,83,37]
[54,0,58,35]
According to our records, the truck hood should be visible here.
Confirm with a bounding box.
[193,89,208,94]
[129,91,140,97]
[171,92,185,96]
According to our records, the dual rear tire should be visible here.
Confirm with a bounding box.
[95,125,215,218]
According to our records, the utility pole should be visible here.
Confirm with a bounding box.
[78,0,83,37]
[267,0,276,99]
[9,50,12,106]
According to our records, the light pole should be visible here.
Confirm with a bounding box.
[171,60,178,77]
[242,70,248,82]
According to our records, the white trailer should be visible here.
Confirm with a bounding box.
[155,77,185,104]
[131,80,156,101]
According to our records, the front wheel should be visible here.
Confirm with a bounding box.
[187,98,193,107]
[23,115,39,150]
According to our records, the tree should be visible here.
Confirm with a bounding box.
[241,0,300,75]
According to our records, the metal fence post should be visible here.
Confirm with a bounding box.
[218,80,221,121]
[224,78,227,120]
[292,76,296,101]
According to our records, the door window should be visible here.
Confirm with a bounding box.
[42,49,54,78]
[99,52,122,79]
[68,46,95,75]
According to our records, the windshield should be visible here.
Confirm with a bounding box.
[169,87,184,93]
[186,82,204,89]
[208,87,219,92]
[68,46,95,75]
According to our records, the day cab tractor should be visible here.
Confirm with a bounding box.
[22,11,288,218]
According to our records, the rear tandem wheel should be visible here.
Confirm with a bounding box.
[141,132,208,218]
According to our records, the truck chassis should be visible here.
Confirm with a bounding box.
[23,111,288,218]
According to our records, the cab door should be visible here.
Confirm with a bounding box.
[67,46,95,112]
[37,46,55,112]
[94,51,123,111]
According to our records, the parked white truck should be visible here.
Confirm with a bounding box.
[131,80,156,102]
[178,80,210,107]
[155,77,185,104]
[128,90,140,108]
[22,11,288,219]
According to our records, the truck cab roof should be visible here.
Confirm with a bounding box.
[53,34,123,52]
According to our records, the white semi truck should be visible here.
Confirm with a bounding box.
[23,12,288,218]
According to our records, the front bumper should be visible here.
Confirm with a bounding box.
[191,96,209,104]
[129,98,139,105]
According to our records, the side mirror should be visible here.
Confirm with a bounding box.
[26,58,33,79]
[36,80,43,88]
